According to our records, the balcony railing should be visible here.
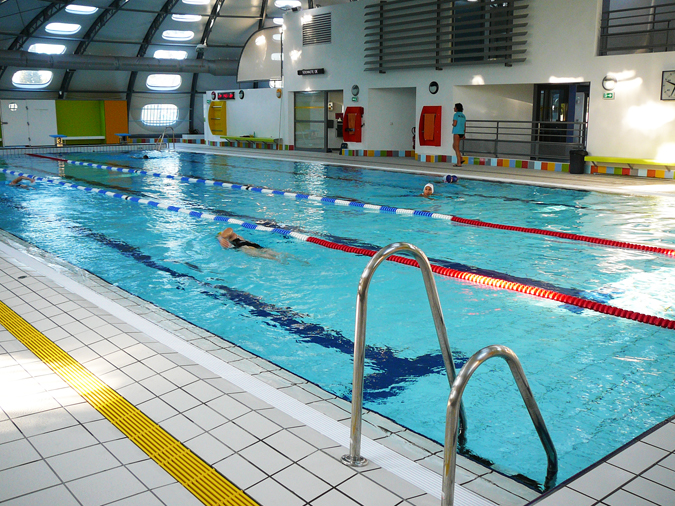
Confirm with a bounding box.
[462,120,587,162]
[599,1,675,55]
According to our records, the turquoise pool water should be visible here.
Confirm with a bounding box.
[2,150,675,488]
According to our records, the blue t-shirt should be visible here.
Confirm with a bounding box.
[452,111,466,135]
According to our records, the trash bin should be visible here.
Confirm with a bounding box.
[569,149,588,174]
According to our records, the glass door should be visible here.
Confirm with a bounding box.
[295,91,326,152]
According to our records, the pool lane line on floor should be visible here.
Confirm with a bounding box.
[0,300,258,506]
[4,167,674,332]
[27,154,675,259]
[0,239,496,506]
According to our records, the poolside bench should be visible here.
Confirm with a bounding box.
[49,135,106,146]
[585,156,675,171]
[221,136,280,145]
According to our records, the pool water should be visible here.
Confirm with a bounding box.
[2,150,675,488]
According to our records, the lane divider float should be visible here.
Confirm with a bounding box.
[5,167,675,331]
[27,154,675,258]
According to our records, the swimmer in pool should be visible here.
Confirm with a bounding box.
[216,227,282,261]
[9,176,36,189]
[422,183,434,197]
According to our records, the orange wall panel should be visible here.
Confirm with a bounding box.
[104,101,128,144]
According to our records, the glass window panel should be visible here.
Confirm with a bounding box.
[154,50,188,60]
[295,122,325,150]
[28,43,67,54]
[146,74,182,90]
[141,104,179,126]
[12,70,53,89]
[45,22,81,34]
[65,5,98,14]
[162,30,194,41]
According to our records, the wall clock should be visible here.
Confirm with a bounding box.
[661,70,675,100]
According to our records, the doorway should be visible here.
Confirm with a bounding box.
[533,83,589,156]
[294,90,344,152]
[1,100,58,147]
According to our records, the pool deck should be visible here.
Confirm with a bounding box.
[1,147,675,506]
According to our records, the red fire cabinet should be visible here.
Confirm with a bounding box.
[343,107,364,143]
[418,106,442,147]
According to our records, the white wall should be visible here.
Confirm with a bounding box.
[203,88,282,143]
[276,0,675,160]
[367,88,416,151]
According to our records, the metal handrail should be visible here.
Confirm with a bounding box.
[442,345,557,506]
[157,127,175,151]
[462,119,587,161]
[341,242,467,467]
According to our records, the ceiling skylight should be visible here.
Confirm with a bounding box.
[275,0,301,8]
[146,74,182,91]
[182,0,210,4]
[28,43,67,55]
[154,50,188,60]
[65,5,99,15]
[45,23,81,35]
[12,70,54,89]
[162,30,194,41]
[172,14,202,22]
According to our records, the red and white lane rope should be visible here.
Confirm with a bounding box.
[6,166,674,331]
[28,153,675,258]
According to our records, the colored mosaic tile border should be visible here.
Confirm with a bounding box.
[416,153,571,172]
[340,149,416,157]
[207,140,293,150]
[179,138,207,145]
[590,165,675,179]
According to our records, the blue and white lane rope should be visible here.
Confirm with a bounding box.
[6,167,675,330]
[28,154,453,221]
[25,155,675,258]
[0,168,312,242]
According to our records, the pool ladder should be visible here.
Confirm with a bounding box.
[341,243,558,506]
[157,127,175,151]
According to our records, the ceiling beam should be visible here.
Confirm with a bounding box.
[125,0,180,108]
[0,0,76,81]
[60,0,131,96]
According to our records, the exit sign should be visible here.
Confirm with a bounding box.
[603,92,615,100]
[352,96,358,102]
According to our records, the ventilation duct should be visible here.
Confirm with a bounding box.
[0,50,237,76]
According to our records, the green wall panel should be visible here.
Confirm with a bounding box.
[56,101,105,137]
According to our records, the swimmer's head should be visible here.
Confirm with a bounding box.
[445,174,458,184]
[423,183,434,196]
[217,227,235,248]
[217,227,235,239]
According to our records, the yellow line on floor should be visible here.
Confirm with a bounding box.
[0,300,258,506]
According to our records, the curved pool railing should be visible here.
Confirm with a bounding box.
[341,242,467,467]
[443,345,558,506]
[27,154,675,258]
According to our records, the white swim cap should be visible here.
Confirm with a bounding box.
[424,183,434,193]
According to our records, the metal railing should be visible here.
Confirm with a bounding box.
[157,127,175,151]
[462,119,587,162]
[600,1,675,55]
[443,345,557,506]
[341,242,467,467]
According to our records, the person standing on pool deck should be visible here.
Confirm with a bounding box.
[452,103,466,167]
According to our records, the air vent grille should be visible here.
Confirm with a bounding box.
[303,13,331,46]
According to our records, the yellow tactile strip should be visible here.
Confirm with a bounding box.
[0,301,258,506]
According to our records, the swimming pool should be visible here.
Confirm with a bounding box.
[2,149,675,488]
